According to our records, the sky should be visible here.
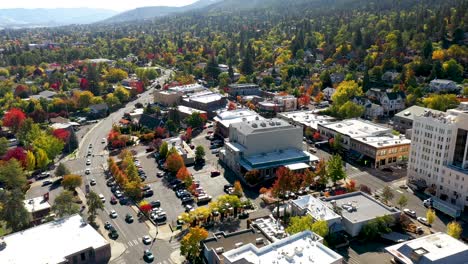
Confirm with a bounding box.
[0,0,199,11]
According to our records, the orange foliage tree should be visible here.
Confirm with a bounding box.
[166,153,185,173]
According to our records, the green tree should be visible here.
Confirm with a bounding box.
[320,70,332,89]
[218,72,230,88]
[16,118,41,147]
[286,215,314,234]
[52,190,80,217]
[78,91,94,108]
[0,137,9,156]
[205,55,221,83]
[159,141,169,159]
[332,80,363,106]
[124,181,142,200]
[240,42,255,75]
[327,155,346,185]
[360,215,393,240]
[185,112,205,128]
[86,191,104,224]
[447,221,462,239]
[25,150,36,171]
[195,145,205,161]
[338,101,365,119]
[114,86,131,102]
[442,59,464,82]
[426,209,436,225]
[62,174,83,190]
[311,219,329,238]
[33,134,64,160]
[0,159,26,190]
[105,68,128,83]
[422,40,433,60]
[381,186,394,204]
[397,195,408,209]
[55,163,70,177]
[35,148,49,170]
[180,227,209,261]
[422,94,459,111]
[166,119,177,134]
[1,189,30,232]
[105,93,121,109]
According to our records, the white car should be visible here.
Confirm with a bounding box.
[142,235,152,245]
[403,208,416,218]
[109,210,118,218]
[99,194,105,203]
[86,159,91,165]
[85,168,91,175]
[101,138,106,144]
[417,217,429,226]
[90,179,96,186]
[89,144,93,149]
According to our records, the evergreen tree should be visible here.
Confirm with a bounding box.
[241,42,254,75]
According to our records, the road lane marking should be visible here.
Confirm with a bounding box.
[396,190,403,194]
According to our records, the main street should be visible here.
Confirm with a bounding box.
[65,69,178,264]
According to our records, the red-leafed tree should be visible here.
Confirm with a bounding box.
[139,201,152,214]
[80,78,89,89]
[165,153,185,174]
[53,129,70,142]
[14,85,29,98]
[3,147,27,167]
[112,140,126,149]
[313,132,321,140]
[176,166,191,182]
[3,108,26,133]
[154,127,167,139]
[185,127,193,142]
[298,94,311,106]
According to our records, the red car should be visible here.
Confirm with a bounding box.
[110,196,117,205]
[210,171,221,177]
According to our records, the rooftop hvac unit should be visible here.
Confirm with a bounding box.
[235,242,244,248]
[256,238,264,244]
[260,122,267,127]
[215,247,224,254]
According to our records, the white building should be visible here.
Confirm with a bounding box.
[407,103,468,210]
[258,95,297,113]
[290,195,342,232]
[163,137,196,165]
[278,110,335,131]
[213,109,264,138]
[220,118,313,180]
[223,231,343,264]
[0,214,111,264]
[23,196,51,225]
[385,232,468,264]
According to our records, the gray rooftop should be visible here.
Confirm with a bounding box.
[324,191,399,223]
[394,105,443,121]
[231,118,295,134]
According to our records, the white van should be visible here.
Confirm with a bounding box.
[99,194,106,203]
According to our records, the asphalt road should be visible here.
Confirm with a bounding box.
[64,70,176,264]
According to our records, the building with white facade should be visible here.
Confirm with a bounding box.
[222,230,342,264]
[258,95,298,113]
[0,214,111,264]
[220,118,313,180]
[181,90,227,116]
[23,196,51,225]
[213,109,264,138]
[318,119,411,168]
[154,83,207,106]
[290,195,342,232]
[163,137,196,165]
[393,105,442,134]
[407,103,468,210]
[366,88,406,116]
[278,110,335,131]
[385,232,468,264]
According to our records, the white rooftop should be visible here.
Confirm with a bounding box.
[0,214,109,264]
[177,105,207,115]
[223,231,342,264]
[385,232,468,264]
[231,118,295,134]
[285,162,310,171]
[321,119,391,138]
[184,91,224,104]
[352,134,411,148]
[252,216,288,242]
[168,83,205,94]
[23,197,51,213]
[278,110,335,130]
[214,109,264,128]
[292,195,341,222]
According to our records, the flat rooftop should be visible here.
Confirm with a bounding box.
[228,83,259,89]
[232,118,295,134]
[223,231,342,264]
[324,191,399,223]
[168,83,205,93]
[0,214,109,264]
[385,232,468,264]
[292,195,341,222]
[23,197,51,213]
[394,105,442,121]
[184,91,224,104]
[278,110,335,130]
[177,105,207,115]
[252,216,287,242]
[203,228,270,261]
[241,148,311,170]
[320,119,391,138]
[214,109,264,128]
[352,134,411,148]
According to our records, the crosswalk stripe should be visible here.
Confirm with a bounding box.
[128,241,133,247]
[133,239,138,245]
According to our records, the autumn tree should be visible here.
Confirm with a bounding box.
[233,181,244,197]
[423,94,460,111]
[244,169,261,185]
[25,150,36,171]
[0,189,30,232]
[139,200,152,215]
[3,147,27,167]
[34,148,49,170]
[2,108,26,133]
[124,181,142,200]
[52,190,80,217]
[165,152,185,174]
[397,195,408,209]
[105,68,128,83]
[286,215,314,234]
[426,209,436,225]
[33,133,64,160]
[315,158,328,186]
[327,155,346,185]
[177,166,192,187]
[0,159,26,190]
[381,186,394,204]
[447,221,462,239]
[180,227,209,261]
[359,184,372,194]
[87,191,104,224]
[62,174,83,190]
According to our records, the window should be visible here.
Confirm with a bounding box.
[81,253,86,261]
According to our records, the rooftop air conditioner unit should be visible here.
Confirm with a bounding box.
[235,242,244,248]
[215,247,224,254]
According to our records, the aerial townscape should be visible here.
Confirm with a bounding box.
[0,0,467,263]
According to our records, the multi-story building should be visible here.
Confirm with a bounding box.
[366,88,406,116]
[226,83,260,97]
[220,118,313,181]
[213,109,264,138]
[154,83,206,106]
[277,110,335,132]
[257,94,297,113]
[429,79,458,92]
[181,90,227,117]
[407,103,468,210]
[318,119,411,168]
[393,105,443,135]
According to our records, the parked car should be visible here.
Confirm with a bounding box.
[99,194,105,203]
[150,200,161,208]
[143,189,154,197]
[224,184,234,192]
[141,185,151,192]
[86,159,91,165]
[110,196,117,205]
[211,149,220,154]
[37,172,50,179]
[104,221,112,230]
[42,180,53,186]
[109,228,119,239]
[403,208,417,218]
[417,217,430,226]
[181,196,194,204]
[125,214,134,223]
[156,172,164,178]
[309,147,317,153]
[184,204,194,212]
[85,168,91,175]
[109,210,118,218]
[176,189,190,198]
[90,179,96,186]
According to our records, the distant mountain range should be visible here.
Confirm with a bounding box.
[101,0,222,24]
[0,8,117,28]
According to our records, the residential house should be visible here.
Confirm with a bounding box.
[352,96,384,119]
[366,88,406,116]
[429,79,459,92]
[88,103,109,119]
[226,83,260,97]
[322,87,336,101]
[23,197,51,225]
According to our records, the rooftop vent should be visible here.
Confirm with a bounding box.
[242,118,247,121]
[235,242,244,248]
[255,116,260,120]
[256,238,264,244]
[252,123,258,128]
[260,122,267,127]
[215,247,224,254]
[404,111,411,116]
